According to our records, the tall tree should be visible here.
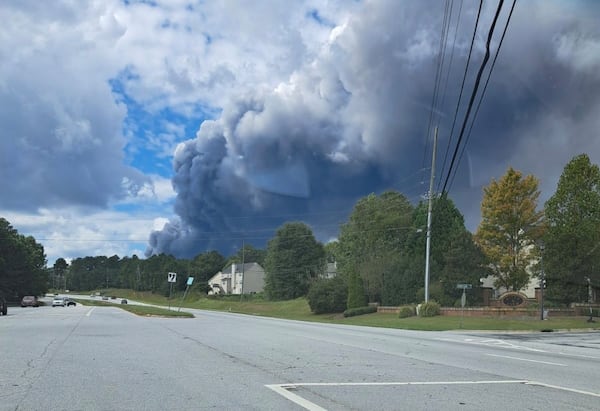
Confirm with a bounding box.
[225,244,266,266]
[544,154,600,304]
[337,191,413,303]
[264,222,325,300]
[475,168,544,291]
[406,195,486,305]
[190,250,226,292]
[0,218,47,297]
[53,258,68,290]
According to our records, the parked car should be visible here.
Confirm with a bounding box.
[102,296,109,301]
[21,296,39,307]
[0,296,7,316]
[52,296,65,307]
[120,299,128,304]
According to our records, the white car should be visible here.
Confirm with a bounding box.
[52,297,65,307]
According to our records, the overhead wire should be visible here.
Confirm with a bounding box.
[446,0,518,192]
[420,0,454,184]
[437,0,483,193]
[440,0,507,194]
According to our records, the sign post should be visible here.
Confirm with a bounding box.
[178,277,194,312]
[456,284,472,328]
[167,272,177,310]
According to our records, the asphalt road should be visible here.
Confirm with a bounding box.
[1,302,599,410]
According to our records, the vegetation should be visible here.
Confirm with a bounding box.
[418,301,441,317]
[337,191,414,304]
[475,167,544,291]
[264,222,325,300]
[76,299,193,317]
[408,196,486,306]
[343,305,378,317]
[346,269,367,309]
[544,154,600,304]
[0,218,47,299]
[4,154,599,316]
[307,277,347,314]
[398,305,415,318]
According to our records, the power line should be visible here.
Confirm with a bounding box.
[441,0,507,194]
[446,0,518,193]
[421,0,454,179]
[437,0,483,193]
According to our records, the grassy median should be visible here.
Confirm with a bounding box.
[74,299,194,318]
[83,289,600,331]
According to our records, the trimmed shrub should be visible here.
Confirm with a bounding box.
[347,270,367,309]
[343,305,377,317]
[307,278,347,314]
[418,301,441,317]
[398,305,415,318]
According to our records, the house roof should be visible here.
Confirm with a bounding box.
[222,262,263,274]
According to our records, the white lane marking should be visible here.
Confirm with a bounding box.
[486,353,567,366]
[526,381,600,398]
[266,384,327,411]
[86,307,95,317]
[436,337,547,353]
[279,380,529,387]
[266,380,528,411]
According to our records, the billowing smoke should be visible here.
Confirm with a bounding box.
[147,1,600,258]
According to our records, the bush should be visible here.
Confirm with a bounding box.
[343,305,377,317]
[347,270,367,309]
[418,301,441,317]
[398,305,415,318]
[307,278,347,314]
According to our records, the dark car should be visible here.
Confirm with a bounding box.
[120,299,128,304]
[0,296,7,316]
[21,295,39,307]
[64,298,76,307]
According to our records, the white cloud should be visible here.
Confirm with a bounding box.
[2,206,175,264]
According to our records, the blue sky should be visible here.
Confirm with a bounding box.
[1,0,599,264]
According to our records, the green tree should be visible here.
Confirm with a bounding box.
[189,250,226,293]
[346,269,367,309]
[307,276,347,314]
[544,154,600,304]
[0,218,47,298]
[337,191,413,303]
[264,222,325,300]
[407,196,486,306]
[225,244,266,266]
[475,168,544,291]
[53,258,68,290]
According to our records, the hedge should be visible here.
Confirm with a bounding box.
[398,305,415,318]
[343,305,377,317]
[418,301,441,317]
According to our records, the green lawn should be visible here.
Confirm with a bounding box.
[74,298,194,318]
[83,289,599,331]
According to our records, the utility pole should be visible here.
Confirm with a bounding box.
[240,240,245,301]
[539,242,545,320]
[424,127,438,303]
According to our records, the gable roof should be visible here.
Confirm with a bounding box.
[222,262,264,273]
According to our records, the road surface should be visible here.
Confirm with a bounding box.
[1,302,599,410]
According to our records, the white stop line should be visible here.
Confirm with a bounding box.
[266,380,600,411]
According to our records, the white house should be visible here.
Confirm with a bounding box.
[207,262,265,295]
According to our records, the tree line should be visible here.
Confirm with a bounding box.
[2,154,598,311]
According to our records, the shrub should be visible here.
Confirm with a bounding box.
[347,270,367,309]
[307,277,347,314]
[343,305,377,317]
[398,305,415,318]
[418,301,441,317]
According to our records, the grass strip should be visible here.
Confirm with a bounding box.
[85,290,600,331]
[74,299,194,318]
